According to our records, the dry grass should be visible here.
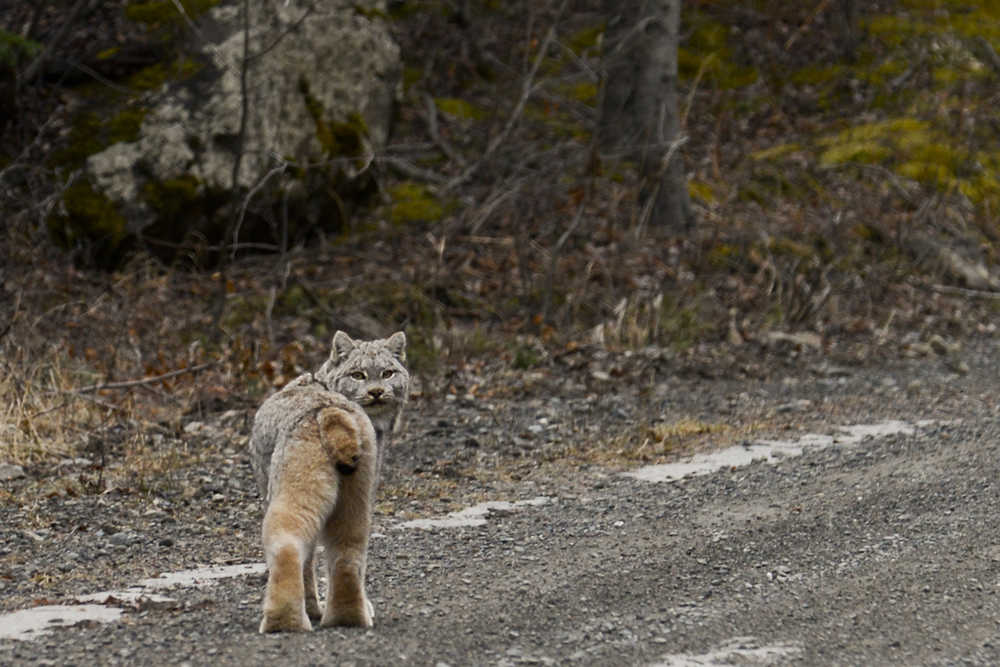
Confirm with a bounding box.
[0,348,114,464]
[544,417,771,469]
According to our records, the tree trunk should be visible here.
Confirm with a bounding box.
[599,0,691,232]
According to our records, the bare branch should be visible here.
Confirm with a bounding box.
[423,93,465,167]
[75,360,219,394]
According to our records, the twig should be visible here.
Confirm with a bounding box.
[231,161,289,260]
[784,0,833,51]
[974,36,1000,75]
[923,283,1000,299]
[75,361,218,394]
[681,53,716,129]
[467,181,523,235]
[380,156,448,184]
[423,94,465,166]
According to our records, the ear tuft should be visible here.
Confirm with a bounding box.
[331,330,356,363]
[385,331,406,362]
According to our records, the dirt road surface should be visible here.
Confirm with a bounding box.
[2,340,999,665]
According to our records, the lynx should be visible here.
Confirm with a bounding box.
[249,331,409,633]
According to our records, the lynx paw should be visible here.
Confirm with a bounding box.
[259,604,312,633]
[321,598,374,628]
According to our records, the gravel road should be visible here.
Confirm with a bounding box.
[2,338,999,665]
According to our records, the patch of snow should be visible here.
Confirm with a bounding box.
[0,604,124,641]
[0,563,265,643]
[625,420,919,483]
[136,562,266,589]
[398,496,552,529]
[652,636,802,666]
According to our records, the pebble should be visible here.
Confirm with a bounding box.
[776,399,812,413]
[0,463,25,480]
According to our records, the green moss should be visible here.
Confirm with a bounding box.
[678,18,758,89]
[567,24,604,56]
[402,66,423,92]
[48,178,127,247]
[128,57,202,91]
[865,14,927,47]
[706,243,740,268]
[767,237,815,259]
[751,143,803,161]
[389,182,447,224]
[554,82,598,106]
[818,118,931,167]
[0,29,41,68]
[434,97,488,120]
[141,175,202,218]
[790,64,845,86]
[108,107,148,144]
[298,77,370,160]
[48,113,104,171]
[687,180,715,204]
[125,0,219,29]
[352,4,388,20]
[819,140,892,167]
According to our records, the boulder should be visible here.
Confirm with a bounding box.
[63,0,400,262]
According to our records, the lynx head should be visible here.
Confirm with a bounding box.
[316,330,409,432]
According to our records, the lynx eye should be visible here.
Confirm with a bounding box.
[381,369,395,379]
[349,371,366,381]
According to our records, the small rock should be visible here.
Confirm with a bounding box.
[183,421,205,434]
[947,358,970,375]
[0,463,25,481]
[776,399,812,413]
[928,334,949,355]
[766,331,822,350]
[903,342,932,358]
[110,531,136,546]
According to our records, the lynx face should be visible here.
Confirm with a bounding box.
[315,331,409,432]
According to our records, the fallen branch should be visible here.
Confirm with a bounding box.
[922,283,1000,299]
[75,361,218,394]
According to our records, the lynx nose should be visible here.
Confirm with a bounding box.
[368,387,384,399]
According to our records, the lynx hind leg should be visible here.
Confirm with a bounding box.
[318,407,362,474]
[320,484,374,628]
[320,538,373,628]
[260,537,311,633]
[260,500,328,633]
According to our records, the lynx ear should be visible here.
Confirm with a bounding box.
[385,331,406,362]
[331,330,356,363]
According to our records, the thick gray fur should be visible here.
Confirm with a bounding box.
[250,330,409,498]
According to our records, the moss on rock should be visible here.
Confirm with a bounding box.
[47,178,128,262]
